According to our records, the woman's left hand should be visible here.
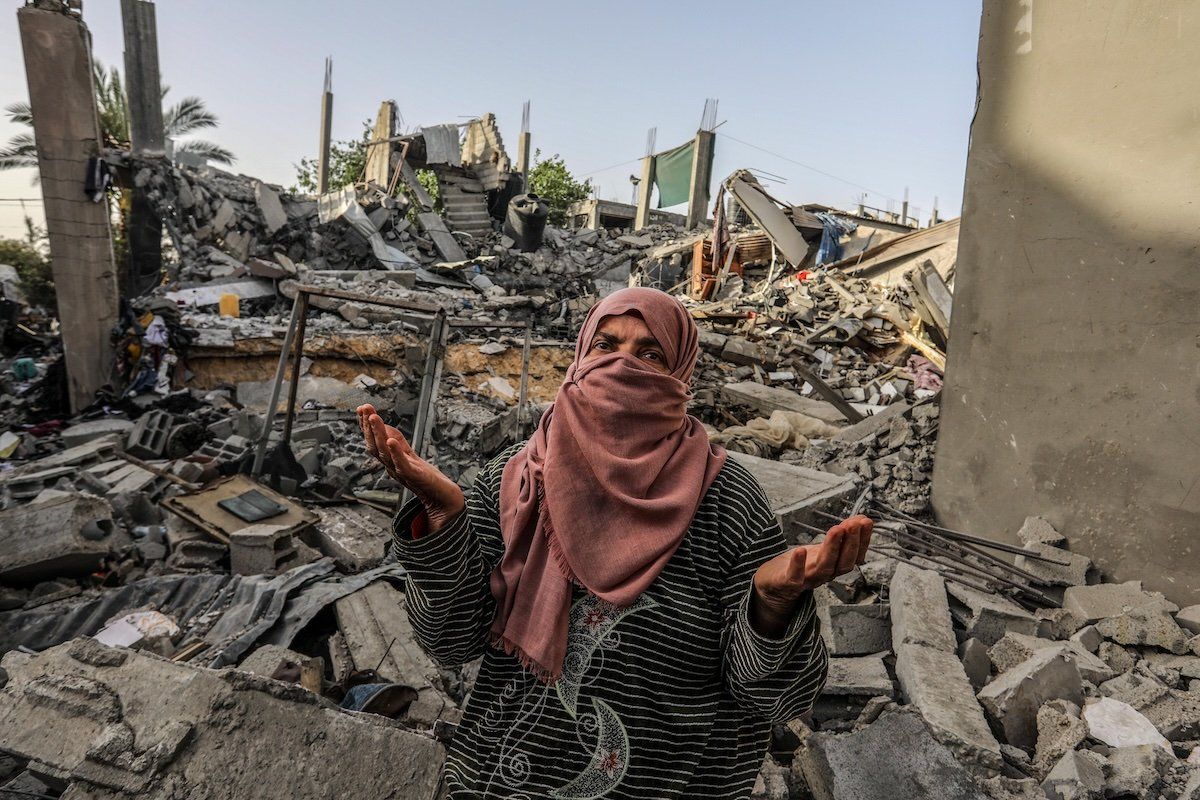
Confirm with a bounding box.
[750,515,874,636]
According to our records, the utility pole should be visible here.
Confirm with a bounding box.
[316,57,333,194]
[19,1,120,412]
[516,100,531,192]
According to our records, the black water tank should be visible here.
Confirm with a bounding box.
[503,193,550,253]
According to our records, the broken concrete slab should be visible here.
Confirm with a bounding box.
[824,653,894,697]
[334,580,455,726]
[797,709,991,800]
[0,639,443,798]
[1177,605,1200,636]
[229,524,300,576]
[254,181,288,234]
[1104,745,1176,799]
[306,504,392,571]
[1032,700,1088,777]
[726,451,858,543]
[946,582,1039,646]
[237,644,309,677]
[1083,695,1172,751]
[1041,750,1105,800]
[60,418,134,449]
[722,381,847,425]
[894,642,1004,772]
[1015,516,1066,547]
[959,638,992,691]
[988,632,1115,685]
[1099,670,1200,741]
[889,563,957,653]
[976,647,1084,751]
[1062,581,1179,624]
[1096,606,1192,655]
[820,603,891,656]
[1014,542,1093,588]
[0,493,130,583]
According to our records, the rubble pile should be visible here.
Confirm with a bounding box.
[3,107,1197,799]
[750,525,1200,800]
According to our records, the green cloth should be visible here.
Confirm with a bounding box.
[654,140,694,208]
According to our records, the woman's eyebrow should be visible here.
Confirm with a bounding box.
[635,336,663,349]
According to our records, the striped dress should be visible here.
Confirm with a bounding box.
[392,443,828,800]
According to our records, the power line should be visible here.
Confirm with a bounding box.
[715,132,903,205]
[577,157,641,178]
[0,197,43,203]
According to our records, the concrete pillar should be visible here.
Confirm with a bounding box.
[633,155,654,231]
[316,57,332,194]
[19,4,120,412]
[685,130,715,229]
[516,131,531,192]
[120,0,164,297]
[120,0,164,155]
[932,0,1200,605]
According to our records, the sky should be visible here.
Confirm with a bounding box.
[0,0,982,242]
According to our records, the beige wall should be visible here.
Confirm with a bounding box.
[933,1,1200,603]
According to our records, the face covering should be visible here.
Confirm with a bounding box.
[489,287,727,682]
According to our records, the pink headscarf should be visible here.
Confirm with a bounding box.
[490,287,727,682]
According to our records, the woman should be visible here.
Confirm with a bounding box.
[357,287,872,800]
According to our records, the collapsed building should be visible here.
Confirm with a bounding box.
[3,1,1200,799]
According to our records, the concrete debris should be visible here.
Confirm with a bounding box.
[796,709,994,800]
[1041,749,1105,800]
[976,647,1084,751]
[1,95,1197,800]
[0,639,443,798]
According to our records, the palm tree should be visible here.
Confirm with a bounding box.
[0,61,234,171]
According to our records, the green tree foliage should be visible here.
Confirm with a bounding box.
[0,227,54,309]
[292,121,370,194]
[527,150,592,226]
[0,61,233,172]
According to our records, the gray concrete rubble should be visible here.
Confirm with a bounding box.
[0,639,443,798]
[2,99,1199,800]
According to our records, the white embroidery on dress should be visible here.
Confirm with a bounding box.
[479,593,657,799]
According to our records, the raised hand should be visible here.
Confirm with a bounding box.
[356,403,466,534]
[750,515,874,636]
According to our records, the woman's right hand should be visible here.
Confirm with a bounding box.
[356,403,466,534]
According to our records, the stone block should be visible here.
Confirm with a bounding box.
[1062,581,1178,624]
[1096,607,1191,655]
[726,451,858,544]
[61,418,134,448]
[125,410,172,459]
[890,563,957,652]
[1104,745,1175,799]
[824,653,893,697]
[229,524,298,576]
[988,633,1114,684]
[1099,670,1200,741]
[1177,605,1200,636]
[822,604,891,656]
[1016,516,1065,547]
[1041,750,1105,800]
[1033,700,1087,777]
[959,638,992,690]
[797,710,991,800]
[895,642,1003,771]
[946,582,1039,646]
[1015,542,1092,587]
[977,648,1083,751]
[721,336,766,367]
[0,492,129,583]
[1176,606,1200,638]
[306,504,391,571]
[0,640,443,797]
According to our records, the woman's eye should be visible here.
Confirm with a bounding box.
[594,340,611,351]
[642,351,661,361]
